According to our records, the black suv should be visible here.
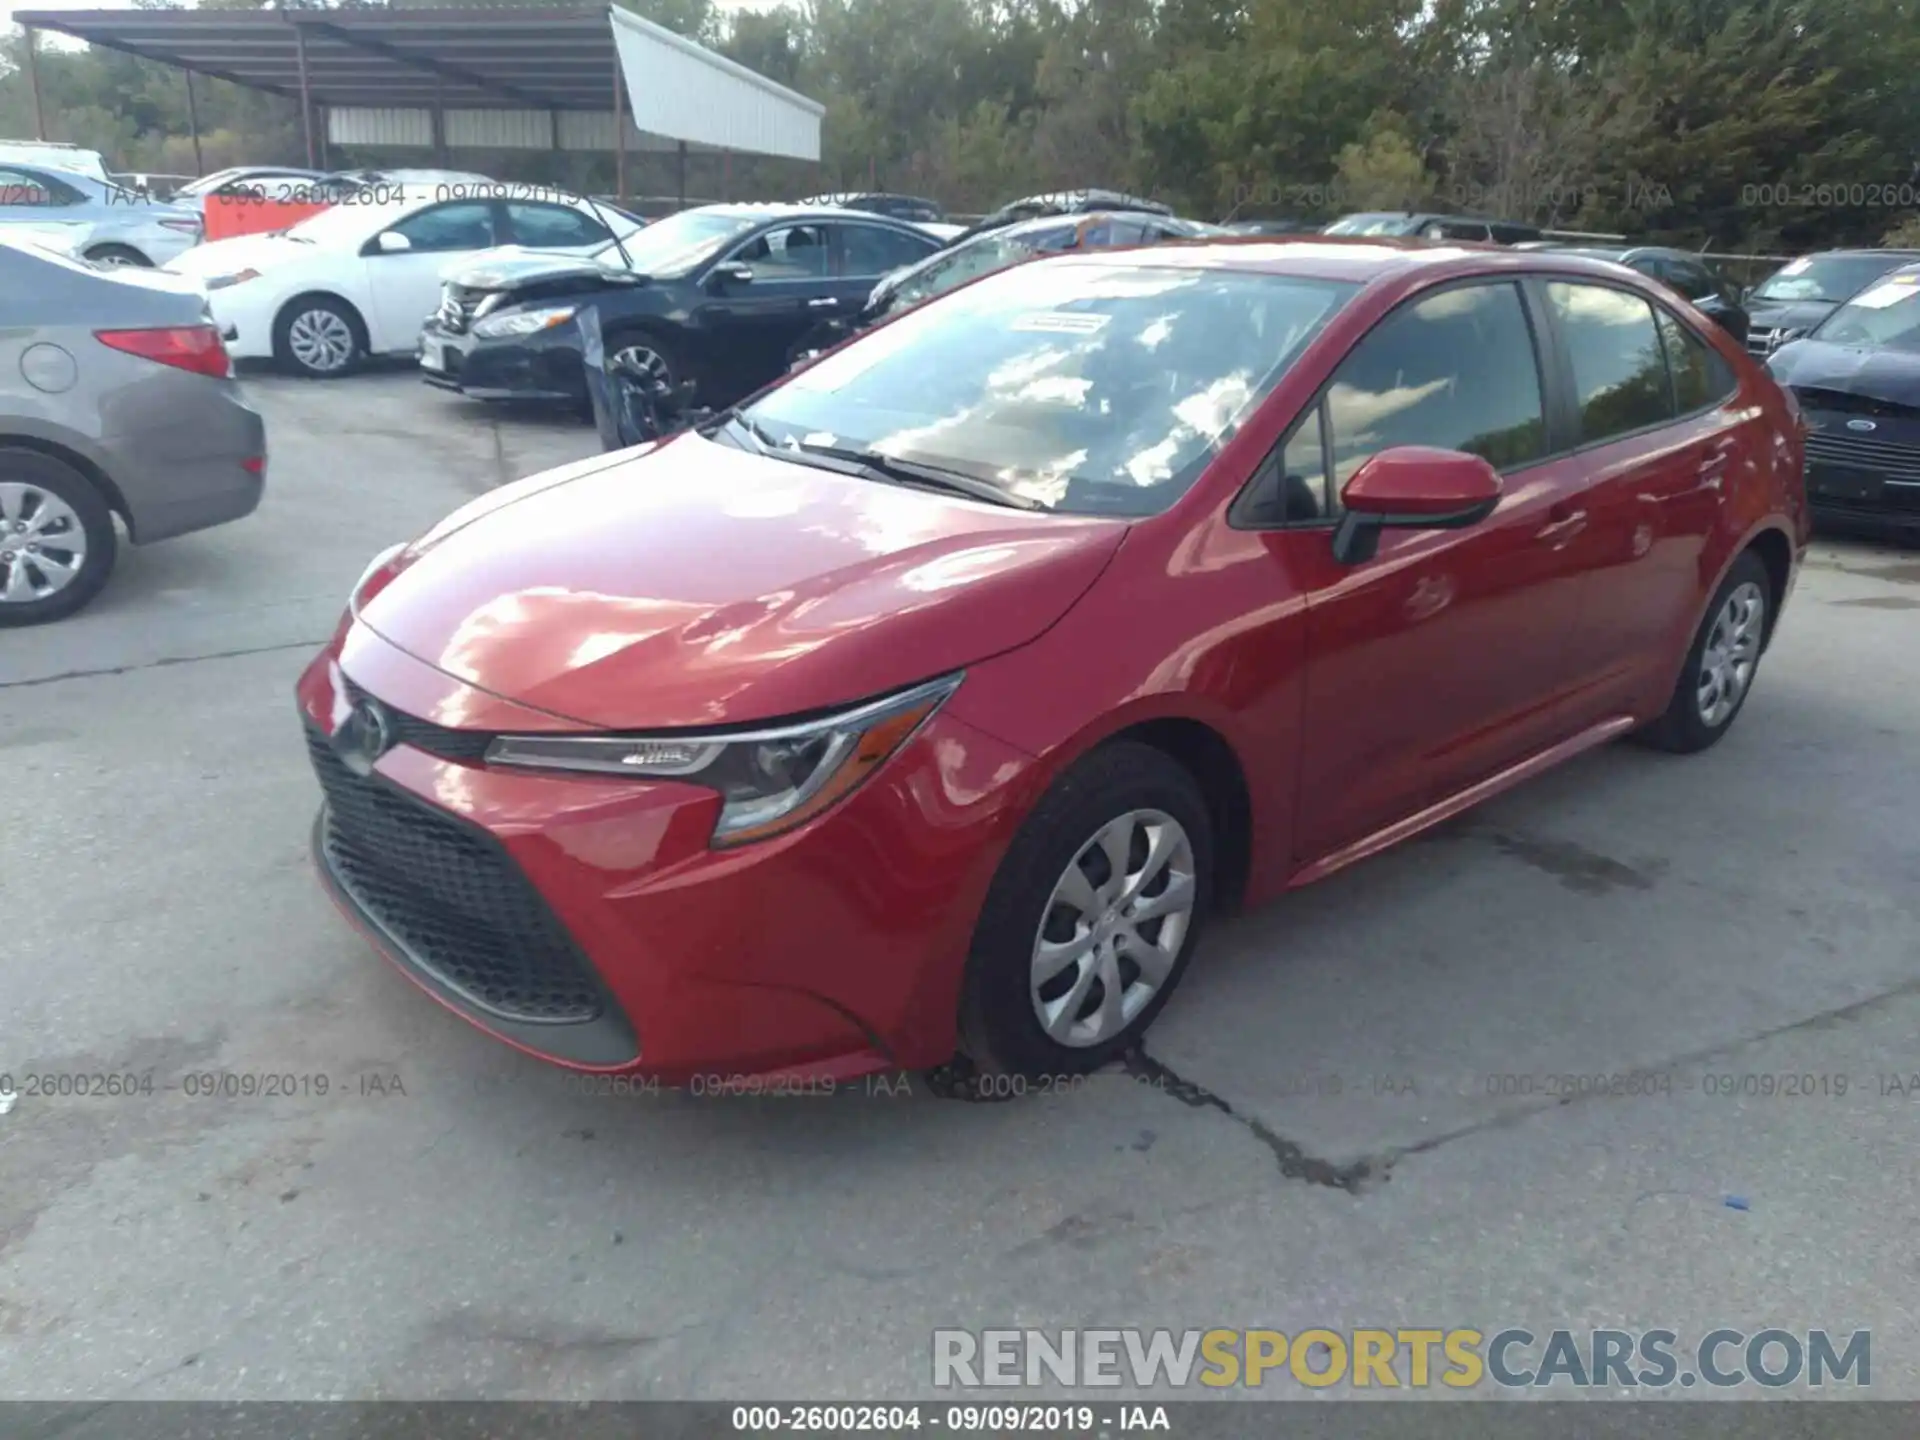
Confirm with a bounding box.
[1743,249,1920,357]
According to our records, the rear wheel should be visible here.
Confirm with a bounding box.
[0,449,117,627]
[1636,550,1771,753]
[959,742,1213,1078]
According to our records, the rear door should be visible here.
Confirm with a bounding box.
[1268,279,1601,865]
[1539,282,1744,722]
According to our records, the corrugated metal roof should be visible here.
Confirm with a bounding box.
[611,7,821,161]
[15,4,823,160]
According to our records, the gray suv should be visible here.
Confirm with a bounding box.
[0,162,204,267]
[0,236,266,625]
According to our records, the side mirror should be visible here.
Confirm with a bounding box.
[376,231,412,254]
[1330,447,1502,565]
[708,260,753,290]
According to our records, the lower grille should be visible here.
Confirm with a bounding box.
[306,723,607,1024]
[1805,430,1920,484]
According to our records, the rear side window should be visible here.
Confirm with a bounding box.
[838,223,934,277]
[1324,281,1549,486]
[505,202,607,249]
[1656,310,1737,413]
[1546,282,1675,442]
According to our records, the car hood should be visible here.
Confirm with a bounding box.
[1767,339,1920,409]
[166,232,312,277]
[443,248,630,292]
[357,435,1127,730]
[1747,297,1839,334]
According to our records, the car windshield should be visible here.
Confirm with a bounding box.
[1325,214,1413,236]
[741,259,1356,516]
[880,232,1040,316]
[590,210,757,275]
[1752,254,1907,304]
[1810,272,1920,351]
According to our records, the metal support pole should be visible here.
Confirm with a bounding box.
[184,69,204,176]
[722,148,731,201]
[431,79,447,166]
[294,25,316,168]
[24,27,46,141]
[676,140,687,209]
[612,52,628,205]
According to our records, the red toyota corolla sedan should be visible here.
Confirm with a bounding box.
[298,240,1809,1084]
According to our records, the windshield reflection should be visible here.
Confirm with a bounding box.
[744,260,1356,517]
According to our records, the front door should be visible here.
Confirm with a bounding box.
[1273,280,1603,866]
[693,221,838,400]
[362,200,500,353]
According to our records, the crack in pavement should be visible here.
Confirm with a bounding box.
[1121,1049,1380,1195]
[1127,974,1920,1198]
[0,639,328,691]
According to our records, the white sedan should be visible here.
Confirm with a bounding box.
[166,186,642,378]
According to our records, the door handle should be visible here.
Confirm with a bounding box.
[806,297,841,310]
[1535,508,1588,545]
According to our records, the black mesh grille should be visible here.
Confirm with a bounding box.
[342,679,495,764]
[306,723,607,1024]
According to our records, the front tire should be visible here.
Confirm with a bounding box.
[274,296,365,379]
[85,243,151,267]
[959,742,1214,1078]
[1636,550,1771,754]
[0,449,117,626]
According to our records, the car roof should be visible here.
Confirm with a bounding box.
[1048,236,1695,289]
[685,201,930,224]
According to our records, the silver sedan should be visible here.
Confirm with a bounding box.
[0,162,204,267]
[0,235,265,625]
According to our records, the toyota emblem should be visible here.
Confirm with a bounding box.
[334,697,393,776]
[1846,418,1878,432]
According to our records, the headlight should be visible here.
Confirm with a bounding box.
[206,268,260,290]
[485,673,961,846]
[349,541,409,614]
[472,304,578,339]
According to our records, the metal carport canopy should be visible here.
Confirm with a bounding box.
[11,5,824,162]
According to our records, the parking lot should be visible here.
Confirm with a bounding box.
[2,367,1917,1401]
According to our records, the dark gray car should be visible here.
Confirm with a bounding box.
[0,235,266,625]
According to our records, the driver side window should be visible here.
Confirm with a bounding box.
[1246,282,1548,527]
[729,223,830,279]
[389,201,496,253]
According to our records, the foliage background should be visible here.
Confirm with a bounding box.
[6,0,1920,248]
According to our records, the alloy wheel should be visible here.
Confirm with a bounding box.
[612,344,671,383]
[287,308,356,374]
[0,482,87,605]
[1030,808,1197,1048]
[1696,580,1765,727]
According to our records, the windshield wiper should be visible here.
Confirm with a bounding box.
[700,407,780,454]
[795,442,1044,510]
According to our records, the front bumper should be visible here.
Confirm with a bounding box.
[418,318,586,404]
[297,620,1037,1080]
[1801,407,1920,531]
